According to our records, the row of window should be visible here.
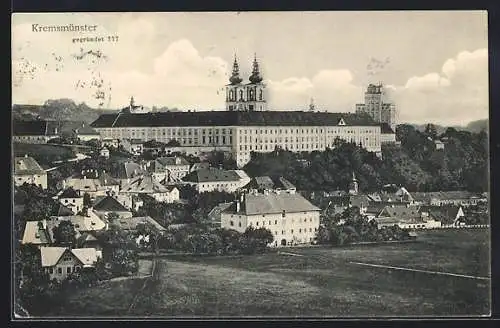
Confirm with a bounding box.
[48,265,81,274]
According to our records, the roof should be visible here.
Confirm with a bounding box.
[224,192,321,216]
[183,168,242,183]
[329,194,371,208]
[50,215,107,232]
[411,191,482,202]
[419,205,463,223]
[121,175,170,193]
[64,177,99,192]
[22,221,52,245]
[93,196,130,212]
[60,188,80,199]
[53,204,75,216]
[58,121,99,135]
[90,111,380,128]
[191,162,210,171]
[244,176,296,191]
[98,171,120,186]
[40,247,68,267]
[378,205,421,221]
[14,156,45,175]
[112,216,166,232]
[116,162,146,179]
[156,156,190,166]
[380,123,395,134]
[208,202,233,221]
[12,120,59,136]
[71,248,99,266]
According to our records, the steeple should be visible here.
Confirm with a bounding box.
[229,54,243,85]
[309,97,315,112]
[249,53,263,84]
[130,96,135,107]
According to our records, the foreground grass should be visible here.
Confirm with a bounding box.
[45,229,491,317]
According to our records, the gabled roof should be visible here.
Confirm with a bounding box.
[378,205,421,221]
[121,175,170,193]
[208,202,233,220]
[90,111,380,128]
[116,162,146,179]
[71,248,99,266]
[98,171,120,186]
[40,247,68,267]
[183,168,242,183]
[60,188,81,199]
[52,204,75,216]
[224,192,321,216]
[22,221,52,245]
[50,215,107,232]
[93,196,130,212]
[13,120,59,136]
[111,216,166,232]
[419,205,463,223]
[14,156,45,175]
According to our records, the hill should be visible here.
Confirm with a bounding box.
[12,99,119,124]
[407,119,488,135]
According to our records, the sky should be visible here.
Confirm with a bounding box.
[12,11,488,125]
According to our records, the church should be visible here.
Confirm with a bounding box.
[225,54,267,112]
[90,53,384,167]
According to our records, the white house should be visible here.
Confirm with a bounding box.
[14,155,48,189]
[221,191,321,247]
[120,174,179,203]
[57,188,84,215]
[146,156,191,183]
[40,247,101,281]
[121,139,144,155]
[182,167,250,193]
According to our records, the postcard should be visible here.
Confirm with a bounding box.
[11,11,490,319]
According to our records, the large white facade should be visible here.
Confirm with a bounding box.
[94,123,381,168]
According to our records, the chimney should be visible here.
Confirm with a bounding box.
[236,199,241,213]
[42,219,47,230]
[24,154,28,158]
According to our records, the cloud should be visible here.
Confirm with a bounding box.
[268,69,362,111]
[11,21,488,126]
[392,48,488,125]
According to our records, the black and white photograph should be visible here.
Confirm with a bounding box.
[11,11,490,319]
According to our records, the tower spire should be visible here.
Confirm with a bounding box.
[309,97,315,112]
[249,53,263,84]
[229,54,243,85]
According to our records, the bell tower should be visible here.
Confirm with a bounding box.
[245,53,267,112]
[225,55,246,111]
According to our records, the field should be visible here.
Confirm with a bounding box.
[44,229,490,318]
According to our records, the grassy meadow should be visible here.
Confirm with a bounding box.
[44,229,491,318]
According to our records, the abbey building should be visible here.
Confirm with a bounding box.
[90,53,385,168]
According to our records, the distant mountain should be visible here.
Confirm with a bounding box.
[464,119,488,133]
[12,99,119,124]
[404,119,488,135]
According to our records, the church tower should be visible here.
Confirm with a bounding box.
[245,53,267,112]
[225,55,246,111]
[225,53,267,112]
[348,171,359,195]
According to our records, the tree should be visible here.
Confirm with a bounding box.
[424,123,438,140]
[52,221,77,246]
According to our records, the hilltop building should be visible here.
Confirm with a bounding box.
[355,83,397,132]
[90,54,384,167]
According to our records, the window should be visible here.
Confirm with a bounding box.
[282,210,286,218]
[291,229,294,233]
[58,268,62,274]
[230,221,234,226]
[274,220,277,224]
[49,268,54,274]
[238,222,241,227]
[67,267,72,274]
